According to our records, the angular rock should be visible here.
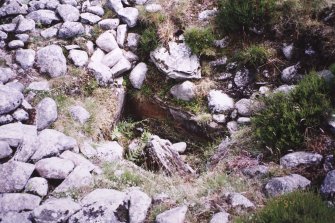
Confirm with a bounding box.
[27,81,50,91]
[60,150,95,170]
[96,30,118,52]
[69,105,90,124]
[106,0,123,12]
[235,98,253,117]
[208,90,234,113]
[99,18,119,30]
[57,4,80,22]
[8,40,24,49]
[156,205,188,223]
[58,21,84,39]
[321,170,335,198]
[95,141,123,162]
[86,5,104,16]
[234,69,252,88]
[0,141,12,159]
[280,152,323,168]
[15,33,30,42]
[90,48,105,63]
[35,157,75,179]
[60,0,77,6]
[24,177,48,197]
[15,49,35,69]
[69,49,88,67]
[129,62,147,89]
[0,85,23,115]
[0,211,32,223]
[126,33,140,51]
[88,62,112,86]
[102,48,123,68]
[151,42,201,79]
[225,192,255,211]
[145,4,162,13]
[36,97,57,131]
[0,193,41,213]
[210,211,230,223]
[118,7,138,28]
[281,64,299,83]
[15,16,35,33]
[283,43,294,60]
[12,108,29,121]
[0,30,7,40]
[40,25,59,38]
[170,81,196,101]
[242,165,269,178]
[26,10,60,25]
[36,45,67,78]
[110,57,132,78]
[0,68,16,84]
[128,189,152,223]
[171,142,187,153]
[0,1,27,17]
[117,24,127,47]
[80,12,101,24]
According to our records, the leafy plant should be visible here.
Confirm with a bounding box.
[236,45,271,68]
[138,25,159,58]
[184,27,215,55]
[252,73,333,157]
[236,191,335,223]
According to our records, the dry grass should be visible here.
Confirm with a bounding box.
[195,78,217,98]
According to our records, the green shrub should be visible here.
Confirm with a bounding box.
[217,0,276,32]
[252,73,332,157]
[236,191,335,223]
[184,27,215,55]
[329,63,335,75]
[236,45,270,68]
[138,25,159,58]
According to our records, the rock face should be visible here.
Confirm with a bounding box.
[0,193,41,213]
[129,62,148,89]
[35,157,75,179]
[0,85,23,115]
[321,170,335,198]
[0,161,35,193]
[170,81,196,101]
[208,90,234,113]
[280,152,323,168]
[265,174,311,197]
[36,97,58,131]
[36,45,67,78]
[150,42,201,80]
[156,205,188,223]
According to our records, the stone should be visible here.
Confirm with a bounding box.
[208,90,234,113]
[96,30,118,52]
[0,211,32,223]
[58,21,85,39]
[60,150,96,171]
[151,42,201,79]
[129,62,147,89]
[321,170,335,198]
[0,1,27,17]
[68,50,88,67]
[0,193,41,213]
[110,57,132,78]
[102,48,123,68]
[209,57,228,67]
[31,129,77,162]
[227,121,238,134]
[95,141,124,162]
[0,23,16,32]
[0,141,12,159]
[60,0,77,6]
[117,7,139,28]
[36,97,57,131]
[225,192,255,211]
[15,16,35,33]
[234,69,252,88]
[26,10,60,25]
[0,161,35,193]
[117,24,128,47]
[274,84,295,94]
[99,18,120,30]
[171,142,187,153]
[27,81,50,91]
[8,40,24,49]
[0,68,15,84]
[265,174,311,197]
[0,30,7,40]
[35,157,75,179]
[69,105,90,124]
[15,49,35,69]
[123,50,139,64]
[36,45,67,78]
[237,117,251,124]
[15,33,30,42]
[90,48,105,63]
[88,62,112,86]
[24,177,48,197]
[12,108,29,121]
[212,114,226,124]
[5,81,24,92]
[57,4,80,22]
[283,43,294,60]
[235,98,253,117]
[126,33,140,51]
[145,4,162,13]
[318,70,334,83]
[170,81,196,101]
[280,152,323,168]
[0,115,13,125]
[210,211,230,223]
[156,205,188,223]
[128,189,152,223]
[86,5,104,17]
[281,64,299,83]
[54,165,93,193]
[0,85,24,115]
[198,9,217,21]
[80,12,101,24]
[32,198,81,223]
[40,25,59,38]
[106,0,123,12]
[242,165,269,178]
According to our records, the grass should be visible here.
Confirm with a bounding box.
[138,24,160,58]
[184,27,215,56]
[236,45,272,68]
[330,63,335,74]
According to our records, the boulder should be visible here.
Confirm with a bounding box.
[170,81,196,101]
[0,1,27,17]
[0,85,23,115]
[102,48,123,68]
[60,150,95,170]
[69,105,90,124]
[36,45,67,78]
[234,69,252,88]
[35,157,75,179]
[60,0,77,6]
[129,62,147,89]
[208,90,234,113]
[126,33,140,51]
[80,12,101,25]
[8,40,24,49]
[0,141,12,159]
[27,81,50,91]
[26,10,60,25]
[110,57,132,78]
[86,5,105,16]
[320,170,335,198]
[0,68,16,84]
[95,141,124,162]
[12,108,29,121]
[24,177,48,197]
[225,192,255,212]
[0,193,41,213]
[36,97,58,131]
[210,211,230,223]
[156,205,188,223]
[282,43,294,60]
[15,49,35,69]
[15,16,35,33]
[96,30,118,52]
[58,21,84,39]
[68,50,88,67]
[117,24,127,47]
[235,98,253,117]
[106,0,123,12]
[56,4,80,22]
[99,18,120,30]
[41,25,59,39]
[280,152,323,168]
[117,7,139,28]
[281,64,299,83]
[88,62,112,86]
[242,165,269,178]
[128,189,152,223]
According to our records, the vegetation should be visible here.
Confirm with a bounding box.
[236,191,335,223]
[252,73,333,157]
[236,45,271,68]
[184,27,215,55]
[138,25,160,58]
[330,63,335,75]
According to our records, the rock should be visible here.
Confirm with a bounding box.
[0,23,16,32]
[208,90,234,114]
[145,4,162,13]
[90,48,106,63]
[170,81,196,102]
[321,170,335,198]
[31,129,77,162]
[227,121,238,134]
[54,165,93,193]
[0,1,27,17]
[318,70,334,83]
[209,57,228,67]
[225,192,255,211]
[323,155,334,172]
[123,50,139,64]
[212,114,226,124]
[106,0,123,12]
[5,81,24,93]
[210,211,230,223]
[69,105,90,124]
[0,211,32,223]
[0,68,16,84]
[110,57,132,78]
[57,4,80,22]
[265,174,311,197]
[117,24,127,47]
[8,40,24,49]
[24,177,48,197]
[198,9,217,21]
[26,10,60,25]
[126,33,140,51]
[68,50,88,67]
[32,198,81,223]
[15,16,35,33]
[36,45,67,78]
[242,165,269,178]
[281,64,299,83]
[60,0,77,6]
[0,85,24,115]
[0,141,12,159]
[129,62,147,89]
[0,193,41,213]
[15,49,35,69]
[151,42,201,79]
[283,43,294,60]
[41,25,59,38]
[58,21,85,39]
[274,84,295,94]
[128,189,152,223]
[69,189,127,223]
[171,142,187,153]
[0,161,35,193]
[237,117,251,125]
[99,18,120,30]
[35,157,75,179]
[280,152,323,168]
[0,30,7,40]
[15,33,30,42]
[86,5,104,17]
[27,81,50,91]
[12,108,29,121]
[156,205,188,223]
[96,30,118,52]
[0,115,13,125]
[95,141,124,162]
[235,98,253,117]
[88,62,112,86]
[60,150,95,171]
[117,7,138,28]
[234,69,252,88]
[102,48,123,68]
[80,12,101,24]
[36,97,57,131]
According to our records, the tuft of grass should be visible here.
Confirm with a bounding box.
[236,45,272,68]
[236,191,335,223]
[329,63,335,74]
[138,25,160,58]
[184,27,215,56]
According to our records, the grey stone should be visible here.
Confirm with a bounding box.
[36,97,57,131]
[69,105,90,124]
[96,30,118,52]
[57,4,80,22]
[36,45,67,78]
[0,115,13,125]
[227,121,238,134]
[15,16,35,33]
[0,68,15,84]
[110,57,132,78]
[235,98,253,117]
[212,114,226,124]
[0,23,16,32]
[58,21,85,39]
[210,211,229,223]
[198,9,217,21]
[0,30,7,40]
[0,193,41,213]
[106,0,123,12]
[12,108,29,121]
[234,69,252,88]
[15,49,35,69]
[274,84,295,94]
[128,189,152,223]
[86,5,104,17]
[60,150,96,171]
[0,141,12,159]
[99,19,120,30]
[321,170,335,198]
[117,7,139,28]
[242,165,269,178]
[15,33,30,42]
[80,12,101,24]
[8,40,24,49]
[90,48,105,63]
[225,192,255,211]
[237,117,251,124]
[280,152,323,168]
[117,24,127,47]
[88,62,112,86]
[95,141,124,162]
[27,81,50,91]
[145,4,162,13]
[281,64,299,83]
[26,10,60,25]
[0,1,27,17]
[150,42,201,80]
[0,85,23,115]
[265,174,311,197]
[126,33,140,51]
[208,90,234,113]
[283,43,294,60]
[171,142,187,153]
[68,50,88,67]
[5,81,24,93]
[0,211,32,223]
[24,177,48,197]
[102,48,123,67]
[318,70,334,83]
[40,25,59,38]
[35,157,75,179]
[156,205,188,223]
[32,198,81,223]
[129,62,147,89]
[60,0,77,6]
[170,81,196,101]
